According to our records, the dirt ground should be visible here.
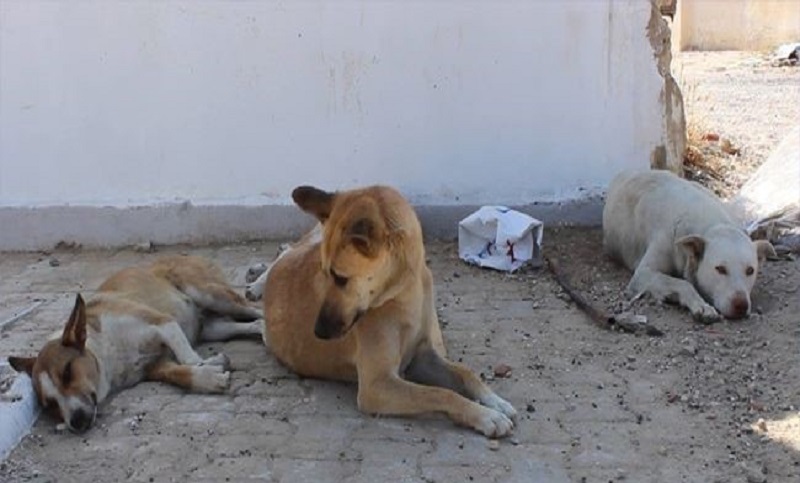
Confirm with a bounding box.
[1,51,798,483]
[677,51,800,198]
[0,232,798,483]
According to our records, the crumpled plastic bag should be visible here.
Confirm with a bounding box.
[458,206,543,272]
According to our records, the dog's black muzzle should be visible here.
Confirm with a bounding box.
[314,306,365,340]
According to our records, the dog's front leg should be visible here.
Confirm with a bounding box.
[628,264,719,323]
[357,372,513,438]
[355,330,513,437]
[405,347,517,420]
[146,357,230,394]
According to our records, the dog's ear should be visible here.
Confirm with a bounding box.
[292,186,335,222]
[754,239,777,263]
[347,217,383,258]
[676,235,706,260]
[8,356,36,375]
[61,294,87,351]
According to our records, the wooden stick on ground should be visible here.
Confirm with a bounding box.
[545,256,664,337]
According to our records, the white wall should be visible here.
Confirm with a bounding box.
[0,1,672,248]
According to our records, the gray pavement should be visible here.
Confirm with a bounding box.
[1,232,798,482]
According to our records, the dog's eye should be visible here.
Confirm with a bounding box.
[745,266,755,276]
[330,269,349,288]
[715,265,728,275]
[62,361,73,385]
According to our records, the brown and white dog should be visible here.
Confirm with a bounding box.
[8,256,262,433]
[257,185,517,437]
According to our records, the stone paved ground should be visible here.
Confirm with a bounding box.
[1,229,798,483]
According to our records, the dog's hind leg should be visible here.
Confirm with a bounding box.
[155,321,228,367]
[405,347,517,420]
[201,316,262,342]
[146,357,230,394]
[185,283,263,321]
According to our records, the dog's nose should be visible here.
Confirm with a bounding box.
[69,410,92,433]
[315,304,345,340]
[314,317,341,340]
[729,296,750,319]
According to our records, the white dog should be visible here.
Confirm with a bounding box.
[603,170,775,323]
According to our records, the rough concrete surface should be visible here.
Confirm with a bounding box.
[1,229,798,483]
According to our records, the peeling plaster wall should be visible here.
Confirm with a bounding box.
[647,0,687,173]
[0,0,681,249]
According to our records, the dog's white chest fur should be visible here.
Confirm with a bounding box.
[90,308,197,398]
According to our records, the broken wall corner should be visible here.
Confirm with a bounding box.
[647,0,687,174]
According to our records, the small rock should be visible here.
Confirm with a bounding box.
[739,463,766,483]
[720,138,740,156]
[493,364,512,378]
[756,418,767,432]
[48,258,60,267]
[488,440,500,451]
[509,437,520,446]
[133,241,156,253]
[526,403,536,413]
[680,339,698,356]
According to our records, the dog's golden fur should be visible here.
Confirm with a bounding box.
[263,185,516,437]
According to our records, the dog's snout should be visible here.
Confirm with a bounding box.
[727,293,750,319]
[69,409,92,433]
[314,304,344,340]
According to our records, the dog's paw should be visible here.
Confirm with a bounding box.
[472,407,514,438]
[691,303,720,324]
[200,353,230,370]
[245,263,269,284]
[193,366,231,394]
[480,393,517,420]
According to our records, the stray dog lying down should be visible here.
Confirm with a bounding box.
[8,256,262,433]
[260,185,517,437]
[603,170,775,323]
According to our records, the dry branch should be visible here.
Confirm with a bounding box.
[545,256,664,337]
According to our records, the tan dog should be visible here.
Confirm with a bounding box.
[603,170,775,322]
[261,185,516,437]
[8,256,262,433]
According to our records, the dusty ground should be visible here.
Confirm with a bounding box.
[0,234,798,483]
[677,51,800,198]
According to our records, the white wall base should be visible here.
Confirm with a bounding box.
[0,198,602,251]
[0,368,39,461]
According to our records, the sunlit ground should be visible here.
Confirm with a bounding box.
[754,412,800,451]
